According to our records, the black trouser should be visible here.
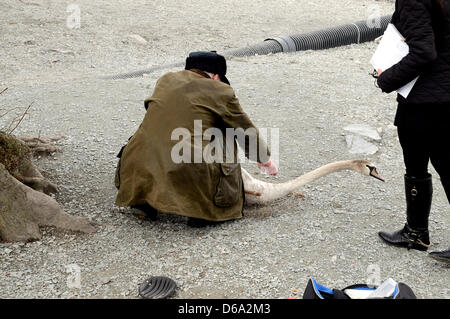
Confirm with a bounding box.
[397,125,450,203]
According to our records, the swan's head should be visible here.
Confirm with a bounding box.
[351,159,385,182]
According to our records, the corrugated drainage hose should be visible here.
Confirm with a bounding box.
[104,15,391,80]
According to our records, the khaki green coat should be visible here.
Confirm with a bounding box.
[115,70,269,221]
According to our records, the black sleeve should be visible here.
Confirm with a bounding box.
[377,0,438,93]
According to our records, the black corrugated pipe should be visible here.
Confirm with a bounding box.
[104,15,391,80]
[227,15,391,56]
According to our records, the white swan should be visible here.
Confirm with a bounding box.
[242,159,384,205]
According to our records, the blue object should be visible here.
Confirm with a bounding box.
[311,278,334,299]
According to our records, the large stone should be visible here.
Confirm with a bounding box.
[345,135,378,155]
[344,124,381,141]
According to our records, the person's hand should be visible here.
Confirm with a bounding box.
[258,159,278,176]
[377,69,383,76]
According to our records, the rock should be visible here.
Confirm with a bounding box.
[345,135,379,155]
[344,124,381,141]
[127,34,148,46]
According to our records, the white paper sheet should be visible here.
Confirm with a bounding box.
[370,23,418,98]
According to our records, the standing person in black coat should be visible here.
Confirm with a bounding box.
[376,0,450,260]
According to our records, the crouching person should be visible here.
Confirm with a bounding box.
[114,51,277,227]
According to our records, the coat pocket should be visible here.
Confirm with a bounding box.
[214,163,242,208]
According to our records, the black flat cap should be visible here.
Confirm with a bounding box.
[185,51,230,85]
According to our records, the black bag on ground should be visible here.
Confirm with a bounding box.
[302,278,417,299]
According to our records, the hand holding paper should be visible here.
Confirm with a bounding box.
[370,23,419,98]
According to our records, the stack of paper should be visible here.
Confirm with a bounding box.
[370,23,418,98]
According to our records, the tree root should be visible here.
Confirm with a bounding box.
[0,163,96,242]
[0,133,96,242]
[0,132,63,194]
[18,175,59,195]
[18,135,64,155]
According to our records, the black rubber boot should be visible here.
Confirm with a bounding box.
[378,174,432,251]
[187,217,213,228]
[429,248,450,263]
[186,217,227,228]
[131,203,158,221]
[186,217,236,228]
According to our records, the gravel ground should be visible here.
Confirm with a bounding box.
[1,0,448,299]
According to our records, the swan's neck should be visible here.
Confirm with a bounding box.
[285,160,354,189]
[244,160,356,204]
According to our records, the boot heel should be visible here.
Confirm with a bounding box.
[407,237,431,251]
